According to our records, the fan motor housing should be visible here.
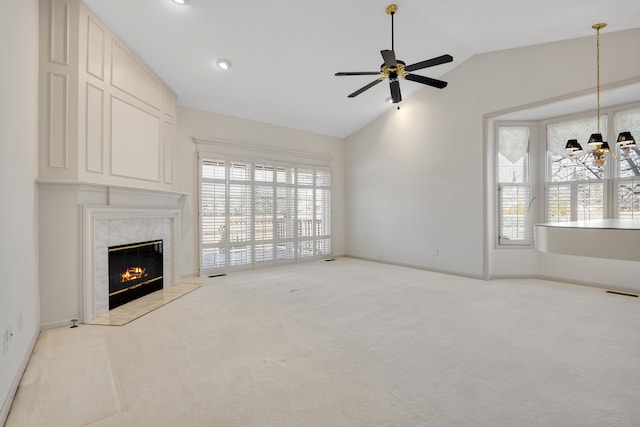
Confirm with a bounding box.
[381,60,406,79]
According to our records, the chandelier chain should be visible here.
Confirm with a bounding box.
[596,26,601,131]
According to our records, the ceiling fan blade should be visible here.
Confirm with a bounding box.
[348,77,385,98]
[390,79,402,103]
[335,71,381,76]
[381,50,397,68]
[405,54,453,72]
[405,73,448,89]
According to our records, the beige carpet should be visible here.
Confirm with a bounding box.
[6,258,640,426]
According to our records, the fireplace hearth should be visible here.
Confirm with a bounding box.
[108,240,163,309]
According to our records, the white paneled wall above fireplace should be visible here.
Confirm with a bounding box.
[38,0,177,190]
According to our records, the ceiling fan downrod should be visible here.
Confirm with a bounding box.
[386,4,397,52]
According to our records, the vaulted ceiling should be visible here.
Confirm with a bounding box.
[84,0,640,138]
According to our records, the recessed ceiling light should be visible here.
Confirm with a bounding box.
[216,58,232,70]
[171,0,189,5]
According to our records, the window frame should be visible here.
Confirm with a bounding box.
[540,107,634,223]
[495,122,537,248]
[494,102,640,249]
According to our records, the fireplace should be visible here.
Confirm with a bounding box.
[81,203,180,324]
[108,240,164,309]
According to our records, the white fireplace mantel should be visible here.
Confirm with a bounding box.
[82,205,181,322]
[38,180,187,328]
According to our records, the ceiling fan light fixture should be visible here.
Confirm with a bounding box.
[216,58,232,70]
[334,4,452,102]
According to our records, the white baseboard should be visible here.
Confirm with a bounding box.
[346,255,485,281]
[0,327,39,426]
[536,274,640,295]
[40,319,74,330]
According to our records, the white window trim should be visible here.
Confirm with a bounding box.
[494,121,538,248]
[194,136,332,167]
[195,138,333,276]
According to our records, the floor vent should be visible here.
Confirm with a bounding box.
[208,273,227,278]
[324,258,336,262]
[606,290,639,298]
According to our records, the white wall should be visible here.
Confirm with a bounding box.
[0,0,41,423]
[175,107,346,277]
[345,29,640,284]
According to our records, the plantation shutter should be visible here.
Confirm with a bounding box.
[576,182,605,221]
[616,178,640,218]
[228,162,252,269]
[199,157,332,276]
[498,184,531,244]
[200,160,227,273]
[254,163,275,264]
[315,169,332,255]
[547,184,571,222]
[276,165,296,261]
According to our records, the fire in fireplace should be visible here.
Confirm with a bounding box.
[108,240,163,309]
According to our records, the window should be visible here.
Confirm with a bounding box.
[616,179,640,218]
[497,126,532,245]
[546,116,607,222]
[494,102,640,248]
[614,108,640,218]
[200,157,332,275]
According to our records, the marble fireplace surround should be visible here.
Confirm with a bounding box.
[83,205,181,323]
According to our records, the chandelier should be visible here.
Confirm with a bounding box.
[565,23,636,167]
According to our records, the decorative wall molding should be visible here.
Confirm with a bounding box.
[36,179,188,198]
[164,121,176,184]
[85,82,104,172]
[49,0,69,65]
[111,40,162,110]
[48,72,68,168]
[86,16,105,80]
[40,0,178,189]
[110,96,161,181]
[163,87,176,119]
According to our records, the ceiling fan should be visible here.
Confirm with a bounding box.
[335,4,453,104]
